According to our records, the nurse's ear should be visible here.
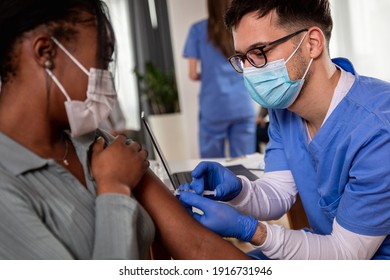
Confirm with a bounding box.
[306,27,326,59]
[32,35,57,69]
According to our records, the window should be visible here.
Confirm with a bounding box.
[330,0,390,81]
[104,0,140,129]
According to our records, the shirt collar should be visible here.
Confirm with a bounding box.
[0,131,97,176]
[0,132,49,175]
[331,57,357,76]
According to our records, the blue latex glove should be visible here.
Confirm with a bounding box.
[178,161,242,201]
[179,192,258,242]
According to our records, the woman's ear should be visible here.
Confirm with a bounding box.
[32,35,56,69]
[306,27,326,59]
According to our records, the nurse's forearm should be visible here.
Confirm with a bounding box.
[231,171,297,220]
[188,58,200,80]
[134,169,250,260]
[253,220,385,259]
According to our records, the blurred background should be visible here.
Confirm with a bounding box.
[103,0,390,160]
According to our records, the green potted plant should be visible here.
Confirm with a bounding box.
[135,62,187,160]
[135,62,180,115]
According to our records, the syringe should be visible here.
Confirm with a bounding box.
[173,189,216,197]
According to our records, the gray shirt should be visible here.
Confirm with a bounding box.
[0,131,155,259]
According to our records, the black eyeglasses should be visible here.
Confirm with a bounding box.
[228,29,308,73]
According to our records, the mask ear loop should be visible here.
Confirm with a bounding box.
[45,68,71,102]
[50,37,90,77]
[301,58,313,80]
[284,31,313,80]
[285,31,308,64]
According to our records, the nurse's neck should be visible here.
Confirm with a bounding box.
[289,63,341,138]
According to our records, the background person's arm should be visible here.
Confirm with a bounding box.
[188,58,201,81]
[134,169,250,260]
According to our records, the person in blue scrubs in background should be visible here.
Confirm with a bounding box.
[179,0,390,259]
[183,0,256,158]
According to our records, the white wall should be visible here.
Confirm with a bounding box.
[166,0,207,159]
[329,0,390,82]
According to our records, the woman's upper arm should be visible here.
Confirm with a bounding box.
[134,169,250,260]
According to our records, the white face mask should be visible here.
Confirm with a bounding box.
[45,37,117,137]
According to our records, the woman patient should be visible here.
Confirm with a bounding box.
[0,0,247,260]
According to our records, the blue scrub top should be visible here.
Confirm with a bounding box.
[265,58,390,259]
[183,19,255,122]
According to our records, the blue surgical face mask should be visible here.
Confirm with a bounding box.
[243,33,312,109]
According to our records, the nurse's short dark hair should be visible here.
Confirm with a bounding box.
[224,0,333,42]
[0,0,115,82]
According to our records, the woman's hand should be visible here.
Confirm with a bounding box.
[91,135,149,196]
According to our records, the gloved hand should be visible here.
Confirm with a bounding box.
[178,161,242,201]
[179,192,258,242]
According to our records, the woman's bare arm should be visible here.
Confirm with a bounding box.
[188,58,201,80]
[134,169,250,260]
